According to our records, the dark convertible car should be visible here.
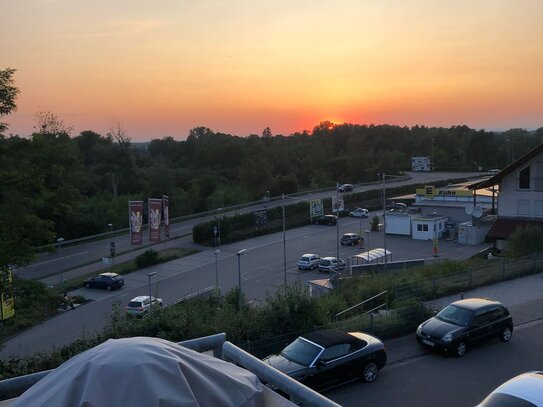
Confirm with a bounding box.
[262,329,386,390]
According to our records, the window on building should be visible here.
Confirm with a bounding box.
[423,224,428,232]
[417,224,423,231]
[519,166,531,190]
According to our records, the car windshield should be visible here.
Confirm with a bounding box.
[280,337,322,367]
[128,301,142,307]
[299,257,309,263]
[436,305,473,327]
[480,392,537,407]
[320,260,331,266]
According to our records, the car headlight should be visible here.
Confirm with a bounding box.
[442,333,453,343]
[416,324,423,335]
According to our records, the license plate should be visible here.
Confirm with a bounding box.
[422,339,435,347]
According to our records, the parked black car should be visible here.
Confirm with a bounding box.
[83,272,125,291]
[341,233,362,246]
[314,215,338,226]
[263,329,386,390]
[416,298,513,357]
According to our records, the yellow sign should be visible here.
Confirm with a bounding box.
[1,267,15,320]
[417,186,472,198]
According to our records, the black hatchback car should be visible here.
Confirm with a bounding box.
[314,215,338,226]
[416,298,513,357]
[263,329,386,390]
[83,272,125,291]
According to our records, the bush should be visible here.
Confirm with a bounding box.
[135,250,159,268]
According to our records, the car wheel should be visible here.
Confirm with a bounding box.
[85,283,90,288]
[362,361,378,382]
[454,341,466,357]
[500,327,513,342]
[106,285,112,291]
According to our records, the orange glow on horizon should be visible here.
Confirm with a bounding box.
[2,1,543,140]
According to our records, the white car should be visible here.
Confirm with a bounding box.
[126,296,163,317]
[318,257,346,273]
[297,254,321,271]
[477,371,543,406]
[349,208,369,218]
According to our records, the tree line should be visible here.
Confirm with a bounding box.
[1,67,543,268]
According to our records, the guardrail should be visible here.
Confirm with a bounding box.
[169,286,216,306]
[0,333,340,406]
[222,341,340,407]
[335,290,388,321]
[34,178,395,252]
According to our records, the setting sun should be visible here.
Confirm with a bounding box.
[2,0,542,140]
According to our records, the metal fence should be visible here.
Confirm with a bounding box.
[238,254,543,359]
[392,254,543,303]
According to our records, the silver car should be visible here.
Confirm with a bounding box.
[125,296,163,317]
[297,254,321,270]
[318,257,346,273]
[477,371,543,406]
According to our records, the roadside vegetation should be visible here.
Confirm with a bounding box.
[0,248,197,341]
[2,227,542,381]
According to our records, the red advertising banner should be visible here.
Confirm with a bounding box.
[149,198,162,242]
[129,201,143,245]
[163,195,170,239]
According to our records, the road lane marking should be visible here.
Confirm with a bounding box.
[28,251,90,267]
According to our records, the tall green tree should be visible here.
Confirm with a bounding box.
[0,68,19,135]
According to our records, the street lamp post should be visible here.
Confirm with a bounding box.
[236,249,247,310]
[108,223,114,267]
[365,230,370,262]
[282,194,287,285]
[382,173,387,272]
[214,210,222,248]
[57,237,64,288]
[336,185,340,265]
[214,249,220,292]
[148,272,157,310]
[281,193,312,285]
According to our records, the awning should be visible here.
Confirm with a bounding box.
[350,248,391,263]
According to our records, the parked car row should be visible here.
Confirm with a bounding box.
[297,253,346,273]
[262,298,520,400]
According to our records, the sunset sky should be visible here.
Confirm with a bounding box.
[3,0,543,141]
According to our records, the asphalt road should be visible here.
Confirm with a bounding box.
[2,212,486,359]
[17,171,484,281]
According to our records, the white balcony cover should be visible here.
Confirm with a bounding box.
[13,336,264,407]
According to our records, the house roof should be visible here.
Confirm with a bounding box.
[468,143,543,190]
[487,218,543,240]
